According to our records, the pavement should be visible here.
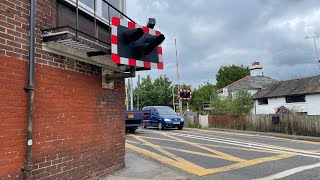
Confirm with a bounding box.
[106,128,320,180]
[104,149,190,180]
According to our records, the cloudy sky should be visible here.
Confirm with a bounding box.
[126,0,320,88]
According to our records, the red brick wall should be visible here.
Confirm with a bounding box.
[0,0,126,179]
[0,55,125,179]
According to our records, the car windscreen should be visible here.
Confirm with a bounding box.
[157,108,177,115]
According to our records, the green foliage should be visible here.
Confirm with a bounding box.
[153,75,173,106]
[232,90,255,115]
[185,123,202,129]
[211,90,254,115]
[191,82,216,112]
[215,65,250,89]
[134,75,173,109]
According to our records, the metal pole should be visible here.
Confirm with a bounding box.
[172,85,175,111]
[187,101,189,111]
[108,4,111,44]
[24,0,36,179]
[306,35,320,69]
[94,0,97,38]
[130,78,134,110]
[76,0,79,38]
[137,75,140,110]
[125,80,129,110]
[312,37,320,65]
[175,39,182,114]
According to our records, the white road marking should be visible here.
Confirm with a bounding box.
[162,132,320,159]
[253,162,320,180]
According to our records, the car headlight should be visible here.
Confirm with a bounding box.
[164,119,171,122]
[181,118,184,121]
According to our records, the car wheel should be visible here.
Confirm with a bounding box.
[158,122,164,130]
[143,126,147,129]
[177,127,183,130]
[129,128,136,133]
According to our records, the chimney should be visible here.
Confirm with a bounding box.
[250,61,263,76]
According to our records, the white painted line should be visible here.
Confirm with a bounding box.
[163,132,320,159]
[253,162,320,180]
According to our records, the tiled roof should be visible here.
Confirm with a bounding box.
[253,75,320,99]
[217,76,278,93]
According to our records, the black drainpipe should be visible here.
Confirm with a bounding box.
[23,0,36,179]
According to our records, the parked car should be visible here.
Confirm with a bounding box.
[125,110,151,133]
[142,106,184,130]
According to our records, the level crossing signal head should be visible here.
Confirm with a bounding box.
[178,90,192,100]
[111,17,165,70]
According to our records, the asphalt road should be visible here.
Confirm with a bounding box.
[126,128,320,180]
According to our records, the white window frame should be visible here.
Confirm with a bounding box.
[63,0,126,25]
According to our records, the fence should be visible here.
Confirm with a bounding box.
[201,114,320,137]
[182,111,198,125]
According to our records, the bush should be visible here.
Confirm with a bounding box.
[185,123,202,128]
[211,90,254,116]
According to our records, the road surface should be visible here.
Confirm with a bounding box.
[126,128,320,180]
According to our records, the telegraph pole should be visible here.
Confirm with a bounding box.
[305,35,320,69]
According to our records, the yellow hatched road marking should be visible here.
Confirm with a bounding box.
[199,153,295,176]
[128,135,208,175]
[126,143,209,176]
[158,132,246,162]
[126,142,295,176]
[140,136,280,154]
[126,141,234,160]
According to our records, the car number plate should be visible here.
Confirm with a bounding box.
[173,122,180,124]
[128,114,134,118]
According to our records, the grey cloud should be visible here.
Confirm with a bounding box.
[127,0,320,87]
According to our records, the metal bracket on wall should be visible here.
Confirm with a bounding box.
[106,67,136,80]
[102,68,115,89]
[102,67,136,89]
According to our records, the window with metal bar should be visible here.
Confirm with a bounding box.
[66,0,125,22]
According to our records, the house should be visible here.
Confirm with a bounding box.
[253,75,320,115]
[0,0,140,179]
[217,61,278,96]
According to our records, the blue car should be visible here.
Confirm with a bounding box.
[142,106,184,130]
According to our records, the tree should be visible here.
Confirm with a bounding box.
[215,65,250,89]
[134,75,155,108]
[191,82,216,112]
[133,75,173,109]
[153,75,173,106]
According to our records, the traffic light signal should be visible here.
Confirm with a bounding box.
[111,17,165,69]
[178,90,192,100]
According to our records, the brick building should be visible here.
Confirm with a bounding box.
[0,0,132,179]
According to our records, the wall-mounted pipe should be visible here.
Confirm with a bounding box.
[23,0,36,179]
